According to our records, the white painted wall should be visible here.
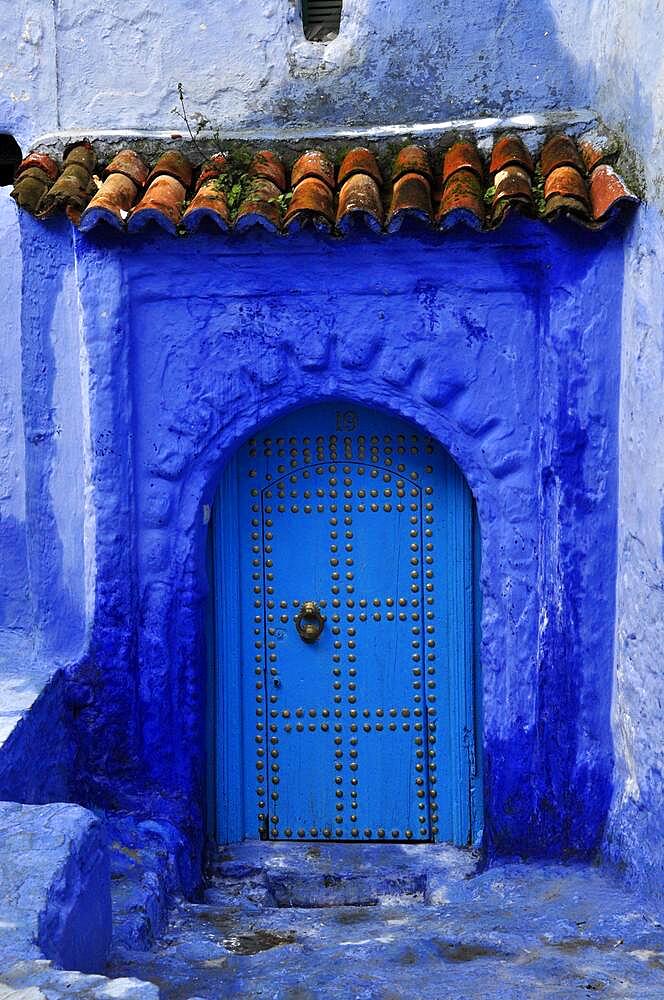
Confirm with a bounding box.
[3,1,589,147]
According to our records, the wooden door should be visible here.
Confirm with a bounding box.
[211,402,480,844]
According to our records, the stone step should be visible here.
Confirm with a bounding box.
[207,841,480,909]
[266,868,427,907]
[203,884,274,907]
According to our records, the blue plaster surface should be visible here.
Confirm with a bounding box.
[544,2,664,904]
[108,814,199,951]
[34,217,621,868]
[0,0,662,912]
[0,194,29,635]
[0,2,660,991]
[0,669,73,803]
[0,801,110,974]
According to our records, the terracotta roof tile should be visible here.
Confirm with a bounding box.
[543,165,590,208]
[589,163,639,224]
[249,150,286,191]
[284,175,335,232]
[79,173,139,232]
[11,153,60,214]
[490,165,535,224]
[128,174,187,235]
[38,140,96,219]
[16,152,60,183]
[338,148,382,188]
[197,153,227,187]
[578,131,615,174]
[442,141,484,184]
[146,150,193,188]
[437,168,484,231]
[337,172,383,233]
[540,134,585,177]
[12,132,638,237]
[105,148,149,188]
[291,150,335,190]
[236,178,283,232]
[392,145,432,182]
[181,154,229,233]
[78,148,148,231]
[387,173,433,231]
[490,135,533,175]
[181,181,230,233]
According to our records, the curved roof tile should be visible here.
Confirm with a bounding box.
[11,153,60,214]
[489,135,533,175]
[437,168,485,231]
[392,145,432,182]
[338,148,382,188]
[540,134,585,177]
[38,140,96,221]
[284,176,335,232]
[80,173,139,232]
[589,163,639,225]
[337,172,384,233]
[128,175,186,235]
[11,132,638,237]
[235,178,283,233]
[181,181,230,233]
[442,142,484,184]
[291,150,335,190]
[249,150,287,192]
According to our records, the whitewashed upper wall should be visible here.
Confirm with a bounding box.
[2,1,592,146]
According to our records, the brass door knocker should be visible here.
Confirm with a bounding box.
[294,601,326,644]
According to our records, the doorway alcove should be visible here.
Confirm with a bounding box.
[206,401,483,847]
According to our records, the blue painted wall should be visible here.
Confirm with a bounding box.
[0,0,661,904]
[7,217,616,863]
[544,1,664,903]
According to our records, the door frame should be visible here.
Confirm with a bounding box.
[207,422,484,848]
[207,461,245,845]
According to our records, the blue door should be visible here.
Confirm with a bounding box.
[210,403,481,845]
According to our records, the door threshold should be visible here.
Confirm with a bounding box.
[209,840,481,908]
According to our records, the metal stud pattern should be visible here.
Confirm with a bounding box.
[233,404,472,842]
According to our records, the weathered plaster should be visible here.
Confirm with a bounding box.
[18,212,88,660]
[1,1,592,148]
[0,2,57,146]
[547,0,664,902]
[110,842,664,997]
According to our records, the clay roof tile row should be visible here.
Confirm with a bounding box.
[11,132,638,237]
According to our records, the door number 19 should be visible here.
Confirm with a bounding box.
[335,410,358,431]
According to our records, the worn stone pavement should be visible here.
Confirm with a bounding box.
[108,843,664,999]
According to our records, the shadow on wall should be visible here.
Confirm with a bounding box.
[270,0,593,126]
[545,0,661,191]
[31,0,595,137]
[0,516,30,631]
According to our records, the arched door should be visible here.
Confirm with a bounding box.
[209,402,482,845]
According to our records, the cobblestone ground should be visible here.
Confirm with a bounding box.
[108,843,664,999]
